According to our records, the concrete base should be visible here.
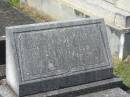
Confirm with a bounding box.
[78,88,130,97]
[0,77,122,97]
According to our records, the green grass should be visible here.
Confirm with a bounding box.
[9,0,20,6]
[114,61,130,88]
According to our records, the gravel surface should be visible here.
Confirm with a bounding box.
[127,90,130,94]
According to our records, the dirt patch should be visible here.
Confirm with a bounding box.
[19,4,54,22]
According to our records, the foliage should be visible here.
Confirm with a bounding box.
[9,0,20,6]
[114,61,130,88]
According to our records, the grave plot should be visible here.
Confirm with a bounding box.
[5,18,122,97]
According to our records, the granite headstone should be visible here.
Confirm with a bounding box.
[6,18,113,96]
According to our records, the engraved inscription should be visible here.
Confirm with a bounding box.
[15,24,108,81]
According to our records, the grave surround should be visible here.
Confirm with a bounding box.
[6,18,113,96]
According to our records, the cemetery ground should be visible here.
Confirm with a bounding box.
[0,0,35,37]
[19,4,54,22]
[9,0,54,22]
[0,0,53,38]
[0,0,130,94]
[10,0,130,89]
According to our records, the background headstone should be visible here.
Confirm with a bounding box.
[6,18,113,96]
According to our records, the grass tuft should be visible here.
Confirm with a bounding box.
[9,0,20,7]
[114,61,130,88]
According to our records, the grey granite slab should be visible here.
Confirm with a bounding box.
[6,18,113,96]
[0,78,122,97]
[78,88,130,97]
